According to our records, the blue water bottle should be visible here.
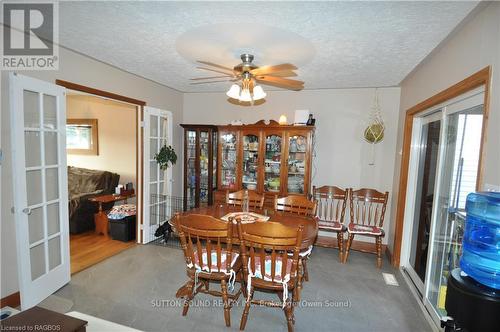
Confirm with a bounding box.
[460,191,500,289]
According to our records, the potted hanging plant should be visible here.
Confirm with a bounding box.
[154,145,177,170]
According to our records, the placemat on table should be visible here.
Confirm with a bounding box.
[221,212,270,224]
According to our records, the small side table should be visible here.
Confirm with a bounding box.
[89,193,135,236]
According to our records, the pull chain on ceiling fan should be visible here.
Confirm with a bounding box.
[190,54,304,102]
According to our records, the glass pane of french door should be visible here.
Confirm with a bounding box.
[148,114,170,227]
[24,91,63,280]
[426,104,484,317]
[149,114,159,227]
[242,134,259,190]
[408,117,441,285]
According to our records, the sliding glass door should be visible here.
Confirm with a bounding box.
[424,97,484,320]
[402,87,485,326]
[406,111,442,294]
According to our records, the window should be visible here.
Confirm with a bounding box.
[66,119,98,155]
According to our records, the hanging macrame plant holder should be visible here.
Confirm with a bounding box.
[364,89,385,165]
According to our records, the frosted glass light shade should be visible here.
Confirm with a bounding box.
[226,84,240,99]
[252,85,267,100]
[279,115,287,125]
[239,88,252,102]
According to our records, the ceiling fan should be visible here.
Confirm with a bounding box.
[190,54,304,102]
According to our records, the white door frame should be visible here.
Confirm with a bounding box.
[401,109,442,294]
[142,106,173,243]
[10,73,70,309]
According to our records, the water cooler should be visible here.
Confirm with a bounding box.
[442,192,500,332]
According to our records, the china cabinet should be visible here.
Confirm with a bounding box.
[216,120,314,204]
[181,124,218,210]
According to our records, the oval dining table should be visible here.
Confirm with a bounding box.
[173,204,319,300]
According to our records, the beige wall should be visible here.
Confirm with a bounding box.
[183,87,402,243]
[387,2,500,256]
[1,45,183,298]
[67,94,137,192]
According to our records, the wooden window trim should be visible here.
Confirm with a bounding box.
[392,66,491,267]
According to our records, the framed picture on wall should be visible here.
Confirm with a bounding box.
[66,119,99,155]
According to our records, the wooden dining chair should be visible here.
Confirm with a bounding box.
[344,188,389,268]
[274,195,317,283]
[174,213,242,327]
[312,185,348,262]
[274,195,317,216]
[226,190,265,209]
[236,219,303,332]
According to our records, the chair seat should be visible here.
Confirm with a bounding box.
[191,249,239,273]
[318,220,345,232]
[348,223,384,236]
[251,255,293,282]
[288,245,313,258]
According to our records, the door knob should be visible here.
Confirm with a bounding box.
[22,207,32,215]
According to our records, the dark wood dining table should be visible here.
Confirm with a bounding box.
[177,205,319,249]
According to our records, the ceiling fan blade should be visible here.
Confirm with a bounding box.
[256,71,297,78]
[256,77,303,91]
[190,75,232,81]
[190,79,235,85]
[257,76,303,86]
[197,61,234,73]
[197,66,237,76]
[250,63,297,76]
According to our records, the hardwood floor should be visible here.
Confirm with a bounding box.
[70,232,136,274]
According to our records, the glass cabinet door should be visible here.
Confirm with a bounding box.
[287,134,307,194]
[199,131,209,206]
[264,134,282,193]
[242,133,259,190]
[186,130,196,209]
[220,132,238,189]
[212,131,218,191]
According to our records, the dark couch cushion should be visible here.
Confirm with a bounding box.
[68,166,120,233]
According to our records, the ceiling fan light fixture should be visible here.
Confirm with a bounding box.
[252,85,266,100]
[239,88,252,102]
[226,84,241,99]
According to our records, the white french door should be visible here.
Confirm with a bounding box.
[142,106,173,243]
[402,86,485,327]
[9,73,70,309]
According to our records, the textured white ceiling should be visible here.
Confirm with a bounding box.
[59,1,478,92]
